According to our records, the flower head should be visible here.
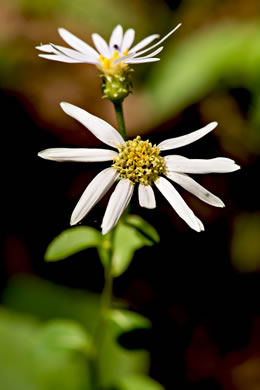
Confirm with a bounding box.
[36,24,181,75]
[38,103,240,235]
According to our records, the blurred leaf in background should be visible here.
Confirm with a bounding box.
[231,213,260,273]
[0,308,89,390]
[1,274,151,389]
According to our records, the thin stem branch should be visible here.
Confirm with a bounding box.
[113,100,128,141]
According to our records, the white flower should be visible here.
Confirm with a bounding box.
[36,24,181,75]
[38,103,240,235]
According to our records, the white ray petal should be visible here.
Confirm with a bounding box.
[60,102,125,148]
[109,24,123,53]
[165,156,240,174]
[113,52,136,64]
[166,172,225,207]
[58,28,99,59]
[196,217,205,231]
[36,44,55,53]
[92,33,111,58]
[38,54,84,63]
[126,57,160,64]
[132,46,163,59]
[70,168,119,225]
[158,122,218,151]
[129,34,160,53]
[125,47,163,64]
[155,176,203,232]
[38,148,118,162]
[101,179,134,235]
[49,44,98,63]
[138,184,156,209]
[133,23,181,57]
[121,28,135,53]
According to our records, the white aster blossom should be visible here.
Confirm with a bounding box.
[38,103,240,235]
[36,24,181,75]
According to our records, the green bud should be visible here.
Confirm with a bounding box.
[100,69,133,102]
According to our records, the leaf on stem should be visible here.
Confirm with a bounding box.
[125,215,160,243]
[44,226,102,261]
[115,374,165,390]
[107,309,151,336]
[110,221,156,277]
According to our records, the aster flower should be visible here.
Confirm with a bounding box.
[38,103,240,235]
[36,24,181,75]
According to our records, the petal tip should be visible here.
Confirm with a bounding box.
[101,224,111,235]
[209,121,218,130]
[70,216,77,226]
[217,200,225,208]
[60,101,71,112]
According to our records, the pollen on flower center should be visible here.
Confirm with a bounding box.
[112,136,166,186]
[98,49,129,74]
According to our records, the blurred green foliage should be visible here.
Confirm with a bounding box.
[114,375,165,390]
[147,21,260,122]
[0,308,89,390]
[231,213,260,273]
[1,275,154,390]
[108,309,151,337]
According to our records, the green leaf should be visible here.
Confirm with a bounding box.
[115,375,165,390]
[125,215,160,243]
[111,222,154,277]
[108,309,151,336]
[38,319,93,355]
[44,226,102,261]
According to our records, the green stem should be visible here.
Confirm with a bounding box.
[89,101,127,389]
[113,99,127,141]
[89,231,115,390]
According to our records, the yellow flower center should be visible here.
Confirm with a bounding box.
[112,136,166,186]
[98,49,129,75]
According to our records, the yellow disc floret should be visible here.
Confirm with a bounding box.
[112,136,166,186]
[98,49,129,75]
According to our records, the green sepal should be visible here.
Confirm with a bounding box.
[44,226,102,262]
[101,69,133,102]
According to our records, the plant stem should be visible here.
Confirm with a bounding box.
[90,231,115,390]
[89,100,127,389]
[113,100,127,141]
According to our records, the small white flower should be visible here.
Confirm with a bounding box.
[36,24,181,75]
[38,103,240,235]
